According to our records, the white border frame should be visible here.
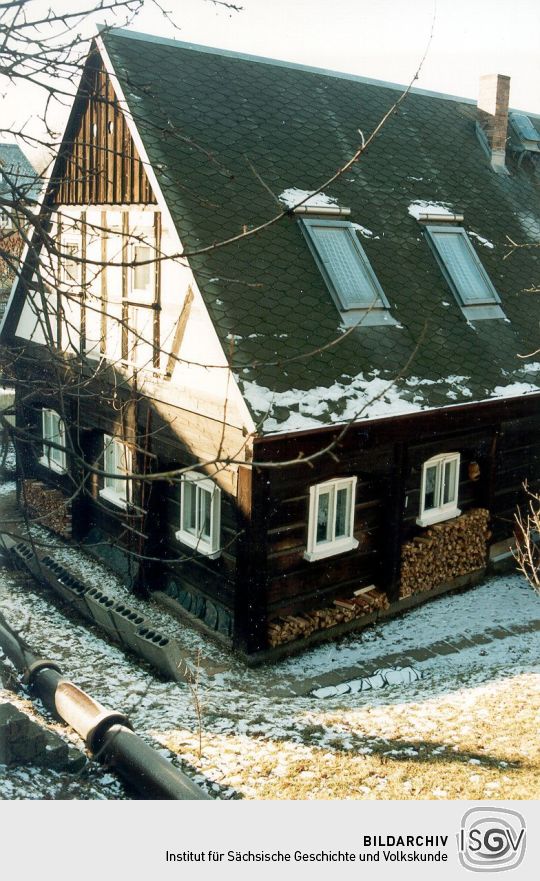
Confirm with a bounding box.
[304,475,359,562]
[416,452,461,527]
[39,407,67,473]
[99,434,132,509]
[176,469,221,558]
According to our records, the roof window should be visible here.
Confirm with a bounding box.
[300,218,398,327]
[424,226,505,320]
[509,113,540,152]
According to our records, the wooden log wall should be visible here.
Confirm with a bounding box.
[262,447,391,622]
[54,55,156,206]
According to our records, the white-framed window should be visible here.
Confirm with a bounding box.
[99,434,132,509]
[417,452,461,527]
[304,476,359,562]
[40,408,67,473]
[0,210,12,230]
[61,237,82,285]
[131,243,154,296]
[176,470,221,558]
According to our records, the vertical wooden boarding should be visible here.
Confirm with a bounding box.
[153,212,161,369]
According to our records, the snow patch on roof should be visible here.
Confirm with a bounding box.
[351,222,379,239]
[407,200,456,220]
[278,187,338,209]
[468,231,495,249]
[240,374,422,433]
[490,382,540,398]
[518,361,540,374]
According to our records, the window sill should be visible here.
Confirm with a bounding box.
[38,456,66,475]
[416,507,461,528]
[175,529,220,560]
[304,537,359,562]
[99,488,128,510]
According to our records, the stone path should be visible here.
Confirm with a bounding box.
[270,619,540,698]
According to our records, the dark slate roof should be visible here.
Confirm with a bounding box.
[0,144,40,205]
[101,28,540,434]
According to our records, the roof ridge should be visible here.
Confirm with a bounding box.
[99,25,485,107]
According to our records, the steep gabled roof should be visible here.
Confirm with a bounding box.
[0,143,40,204]
[99,28,540,435]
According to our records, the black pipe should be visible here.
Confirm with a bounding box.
[0,614,210,800]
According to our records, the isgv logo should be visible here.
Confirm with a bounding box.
[458,807,526,872]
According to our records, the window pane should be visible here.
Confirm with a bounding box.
[335,486,351,538]
[443,458,457,504]
[182,482,197,533]
[424,465,438,510]
[430,230,496,304]
[133,245,152,291]
[316,491,331,543]
[311,226,378,307]
[199,488,212,539]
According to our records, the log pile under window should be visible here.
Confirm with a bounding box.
[21,480,72,538]
[399,508,490,598]
[268,588,389,648]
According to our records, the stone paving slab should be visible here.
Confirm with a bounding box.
[273,618,540,698]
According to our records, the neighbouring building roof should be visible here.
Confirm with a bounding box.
[0,143,40,205]
[100,31,540,431]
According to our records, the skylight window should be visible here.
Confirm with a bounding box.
[425,226,505,320]
[300,218,397,326]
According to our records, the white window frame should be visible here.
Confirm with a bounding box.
[40,408,67,473]
[417,452,461,527]
[130,243,154,297]
[304,476,359,562]
[99,434,132,509]
[0,210,12,230]
[176,470,221,559]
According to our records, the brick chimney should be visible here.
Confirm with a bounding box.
[476,74,511,173]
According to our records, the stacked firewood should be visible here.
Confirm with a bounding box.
[399,508,490,598]
[268,587,389,648]
[21,480,72,538]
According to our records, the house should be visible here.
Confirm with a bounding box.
[0,143,39,319]
[1,27,540,659]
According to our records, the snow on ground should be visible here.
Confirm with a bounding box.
[1,483,539,799]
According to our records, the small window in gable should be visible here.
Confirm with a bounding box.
[300,219,398,326]
[176,471,221,558]
[61,237,82,286]
[417,452,461,527]
[131,244,154,296]
[40,408,67,473]
[304,476,359,562]
[99,434,132,509]
[425,226,505,320]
